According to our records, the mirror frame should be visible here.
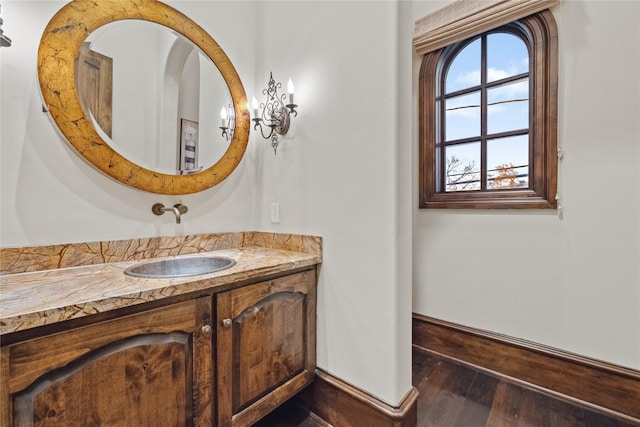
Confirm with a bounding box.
[38,0,250,195]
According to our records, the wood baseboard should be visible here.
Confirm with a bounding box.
[296,369,418,427]
[412,313,640,421]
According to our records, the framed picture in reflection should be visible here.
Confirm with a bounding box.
[179,119,201,174]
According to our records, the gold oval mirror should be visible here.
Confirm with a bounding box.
[38,0,250,195]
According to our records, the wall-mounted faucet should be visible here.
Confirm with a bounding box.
[152,203,188,224]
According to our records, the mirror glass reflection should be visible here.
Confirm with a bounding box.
[76,20,233,175]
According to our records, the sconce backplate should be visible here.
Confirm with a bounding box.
[275,109,290,136]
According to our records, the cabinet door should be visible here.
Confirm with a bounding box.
[216,269,317,427]
[1,298,213,427]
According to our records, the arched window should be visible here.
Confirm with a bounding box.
[419,11,558,209]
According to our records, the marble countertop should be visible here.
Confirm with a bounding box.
[0,246,320,335]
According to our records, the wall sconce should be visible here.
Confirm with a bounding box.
[219,104,235,142]
[0,5,13,48]
[251,72,298,154]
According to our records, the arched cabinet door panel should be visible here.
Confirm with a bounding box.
[216,270,317,427]
[2,298,213,427]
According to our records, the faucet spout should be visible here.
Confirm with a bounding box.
[152,203,188,224]
[167,206,182,223]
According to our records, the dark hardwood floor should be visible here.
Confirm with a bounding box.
[254,346,639,426]
[412,345,639,427]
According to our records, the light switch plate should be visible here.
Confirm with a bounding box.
[270,202,280,223]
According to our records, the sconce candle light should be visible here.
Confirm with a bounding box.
[219,104,235,142]
[251,72,298,154]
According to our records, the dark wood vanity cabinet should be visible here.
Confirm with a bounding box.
[216,269,317,427]
[1,297,214,427]
[0,268,317,427]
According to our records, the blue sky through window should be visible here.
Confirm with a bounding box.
[443,32,530,191]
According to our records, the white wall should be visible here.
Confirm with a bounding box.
[412,0,640,370]
[1,1,413,406]
[251,1,413,406]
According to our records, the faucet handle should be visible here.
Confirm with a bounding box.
[152,203,167,216]
[174,204,188,215]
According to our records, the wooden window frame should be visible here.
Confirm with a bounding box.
[419,10,558,209]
